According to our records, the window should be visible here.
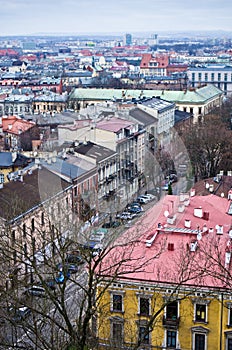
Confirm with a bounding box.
[167,330,177,348]
[23,224,26,238]
[228,307,232,326]
[218,73,221,81]
[192,73,195,81]
[112,294,123,312]
[195,304,206,322]
[31,218,35,232]
[41,212,45,226]
[0,173,4,183]
[195,334,205,350]
[11,230,16,244]
[166,301,178,320]
[110,320,124,345]
[211,73,214,81]
[204,73,208,81]
[139,326,149,345]
[198,73,202,81]
[227,337,232,350]
[139,297,150,316]
[225,73,228,81]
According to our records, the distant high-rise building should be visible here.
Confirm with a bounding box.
[124,33,132,46]
[148,33,159,47]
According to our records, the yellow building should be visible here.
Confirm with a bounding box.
[96,194,232,350]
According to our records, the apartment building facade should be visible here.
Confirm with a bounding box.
[187,65,232,95]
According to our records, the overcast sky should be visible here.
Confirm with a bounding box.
[0,0,232,36]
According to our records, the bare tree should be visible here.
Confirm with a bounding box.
[181,113,232,180]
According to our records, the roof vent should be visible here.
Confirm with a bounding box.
[178,204,185,213]
[190,188,195,197]
[209,227,214,234]
[202,224,208,232]
[209,184,214,193]
[167,215,176,225]
[216,225,223,235]
[180,193,185,202]
[185,219,191,228]
[194,207,203,218]
[184,198,190,206]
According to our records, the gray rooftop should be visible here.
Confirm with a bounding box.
[74,141,117,162]
[40,157,87,182]
[129,107,158,126]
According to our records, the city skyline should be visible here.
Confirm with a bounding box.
[0,0,232,37]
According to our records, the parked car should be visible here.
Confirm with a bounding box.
[166,174,178,183]
[130,202,143,209]
[43,279,56,290]
[102,221,121,228]
[143,193,156,200]
[24,285,46,297]
[161,182,169,191]
[56,263,79,274]
[8,306,31,322]
[137,196,150,204]
[127,206,142,214]
[116,212,136,220]
[55,271,68,284]
[65,251,85,265]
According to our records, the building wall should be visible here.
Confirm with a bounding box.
[187,66,232,95]
[97,282,231,349]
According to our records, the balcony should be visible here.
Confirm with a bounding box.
[162,316,180,328]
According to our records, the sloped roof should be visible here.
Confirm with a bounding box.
[100,194,232,289]
[2,116,35,135]
[0,167,70,222]
[129,107,158,126]
[69,85,223,104]
[74,141,117,162]
[0,152,31,168]
[40,158,87,182]
[96,116,135,133]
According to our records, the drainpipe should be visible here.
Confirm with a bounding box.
[220,292,223,350]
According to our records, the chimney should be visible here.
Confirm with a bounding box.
[12,151,17,163]
[203,211,209,220]
[168,243,174,251]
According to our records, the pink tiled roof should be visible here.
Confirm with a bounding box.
[96,117,135,133]
[100,194,232,290]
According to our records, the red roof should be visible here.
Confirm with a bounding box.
[100,194,232,289]
[2,116,35,135]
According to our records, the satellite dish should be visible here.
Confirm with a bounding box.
[164,210,169,218]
